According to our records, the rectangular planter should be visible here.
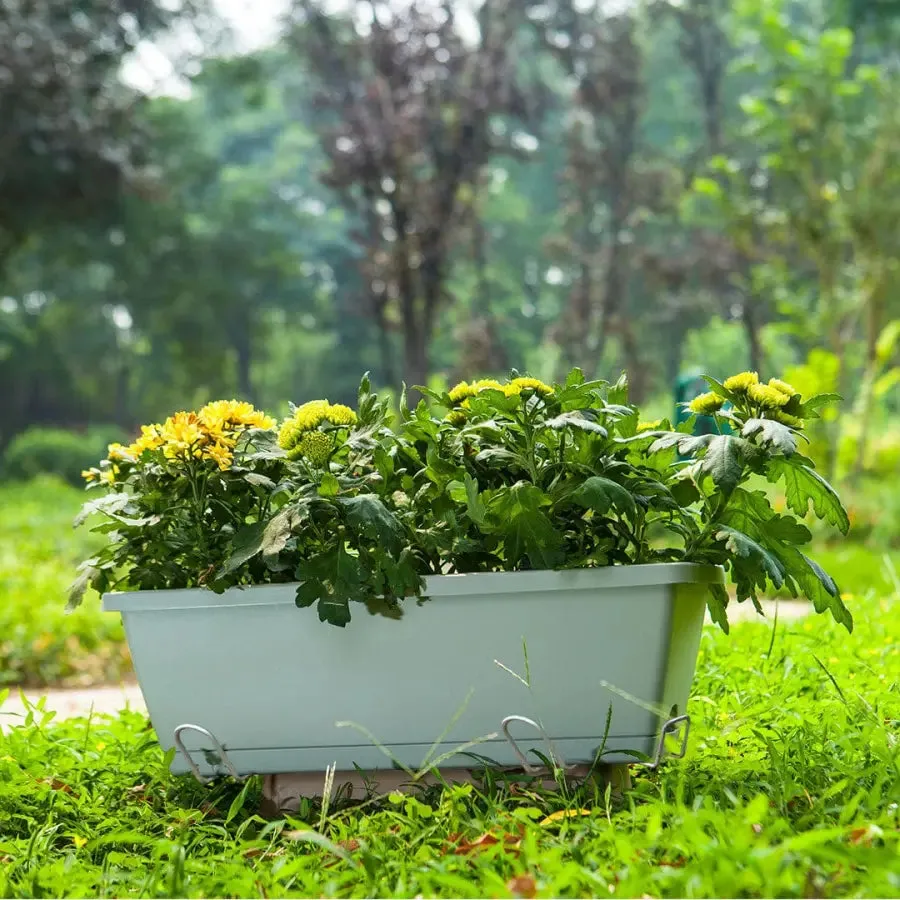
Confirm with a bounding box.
[103,563,724,780]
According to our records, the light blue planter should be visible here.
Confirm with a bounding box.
[103,564,724,780]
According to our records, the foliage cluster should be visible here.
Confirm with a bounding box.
[71,369,852,632]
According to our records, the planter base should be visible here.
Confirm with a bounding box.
[258,763,633,818]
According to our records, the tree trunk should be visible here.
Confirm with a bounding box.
[742,296,763,373]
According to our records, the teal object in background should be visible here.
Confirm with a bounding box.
[674,371,731,436]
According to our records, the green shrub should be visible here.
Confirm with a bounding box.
[1,426,129,486]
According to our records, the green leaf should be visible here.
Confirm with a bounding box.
[243,472,276,490]
[701,375,740,405]
[571,476,637,520]
[545,412,608,436]
[767,458,850,534]
[715,526,786,589]
[464,473,485,525]
[318,472,340,497]
[219,522,266,576]
[66,562,98,611]
[798,393,842,418]
[707,583,730,633]
[73,493,130,528]
[294,545,362,627]
[699,435,750,497]
[339,494,404,550]
[486,482,563,569]
[648,432,714,457]
[742,418,799,455]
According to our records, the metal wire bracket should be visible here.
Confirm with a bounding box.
[500,715,572,774]
[644,714,690,770]
[173,723,244,784]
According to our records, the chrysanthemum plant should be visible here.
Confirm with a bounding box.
[70,369,852,632]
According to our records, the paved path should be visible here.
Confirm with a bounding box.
[0,600,813,728]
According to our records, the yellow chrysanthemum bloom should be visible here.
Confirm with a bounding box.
[204,442,233,471]
[278,419,302,451]
[288,430,333,465]
[161,412,204,460]
[199,399,273,429]
[448,381,475,404]
[445,410,468,427]
[127,424,164,457]
[472,378,505,393]
[748,383,791,410]
[723,371,759,393]
[775,411,805,429]
[504,377,553,397]
[768,378,797,398]
[689,392,725,415]
[292,400,331,432]
[325,404,357,427]
[107,443,133,462]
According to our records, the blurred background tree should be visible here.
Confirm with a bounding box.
[3,0,900,494]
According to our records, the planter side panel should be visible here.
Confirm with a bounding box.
[118,578,708,775]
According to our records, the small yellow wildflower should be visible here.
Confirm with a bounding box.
[768,378,797,397]
[325,404,357,427]
[689,392,725,415]
[448,381,475,404]
[723,371,759,393]
[504,377,553,397]
[73,836,88,850]
[747,383,790,410]
[101,470,115,484]
[81,469,99,483]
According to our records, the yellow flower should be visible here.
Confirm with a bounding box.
[689,392,725,415]
[107,443,133,462]
[748,383,791,410]
[291,400,331,432]
[448,381,475,404]
[289,430,333,465]
[325,404,357,427]
[637,420,662,432]
[128,424,165,457]
[101,470,115,484]
[199,399,274,431]
[445,410,468,427]
[81,469,99,483]
[161,412,204,459]
[723,371,759,393]
[204,442,233,471]
[278,419,302,451]
[504,377,553,397]
[472,378,505,393]
[768,378,797,397]
[775,410,805,429]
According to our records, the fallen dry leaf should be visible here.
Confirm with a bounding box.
[540,808,591,827]
[752,823,763,835]
[507,874,537,898]
[446,829,523,857]
[658,856,687,869]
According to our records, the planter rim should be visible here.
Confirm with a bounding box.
[102,562,724,612]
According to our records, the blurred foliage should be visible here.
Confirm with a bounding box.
[2,426,128,486]
[2,0,900,493]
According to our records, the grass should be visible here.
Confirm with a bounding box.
[0,477,130,687]
[0,591,897,897]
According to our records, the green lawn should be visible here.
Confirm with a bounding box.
[0,478,130,687]
[1,589,897,898]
